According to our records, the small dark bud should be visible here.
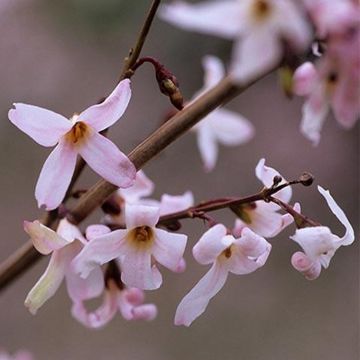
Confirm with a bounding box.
[272,175,282,187]
[101,197,122,216]
[299,172,314,187]
[161,219,182,231]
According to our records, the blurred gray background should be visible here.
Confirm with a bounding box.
[0,1,358,359]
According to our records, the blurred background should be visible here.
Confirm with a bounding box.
[0,1,358,359]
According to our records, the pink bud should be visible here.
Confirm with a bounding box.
[132,304,158,321]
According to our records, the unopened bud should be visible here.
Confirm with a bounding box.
[299,172,314,187]
[101,196,122,215]
[272,175,282,187]
[156,68,184,110]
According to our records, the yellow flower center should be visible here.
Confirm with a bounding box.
[128,226,154,249]
[252,0,271,21]
[65,121,89,144]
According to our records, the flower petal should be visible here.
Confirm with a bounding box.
[202,55,225,89]
[23,220,71,255]
[152,228,187,271]
[255,158,292,203]
[35,140,77,210]
[293,62,318,96]
[230,31,282,83]
[8,103,71,147]
[78,131,136,188]
[79,79,132,132]
[121,247,162,290]
[159,1,243,39]
[24,248,71,314]
[196,120,218,172]
[131,304,158,321]
[193,224,232,265]
[159,191,194,216]
[125,204,160,229]
[291,251,321,280]
[211,108,254,145]
[85,224,111,241]
[174,262,228,326]
[72,230,128,278]
[318,186,354,245]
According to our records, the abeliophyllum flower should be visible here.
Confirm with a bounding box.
[160,0,311,82]
[175,224,271,326]
[71,225,157,329]
[8,79,136,210]
[0,349,33,360]
[290,186,354,280]
[191,56,254,171]
[293,0,360,145]
[23,219,104,315]
[73,203,188,290]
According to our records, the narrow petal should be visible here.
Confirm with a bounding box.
[193,224,231,265]
[35,140,77,210]
[125,204,160,229]
[121,248,162,290]
[318,186,354,245]
[119,170,155,203]
[196,121,218,172]
[202,55,225,89]
[56,218,85,243]
[85,224,111,241]
[291,251,321,280]
[211,108,254,145]
[300,88,329,146]
[131,304,158,321]
[152,228,187,271]
[24,220,71,255]
[78,131,136,188]
[159,191,194,215]
[230,31,282,83]
[79,79,132,132]
[174,262,228,326]
[72,230,128,278]
[25,248,70,314]
[159,1,243,39]
[8,103,71,147]
[255,158,292,203]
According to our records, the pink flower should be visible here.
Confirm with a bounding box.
[294,57,360,145]
[233,158,294,238]
[73,204,188,290]
[191,56,254,171]
[23,219,104,314]
[160,0,311,82]
[9,79,136,210]
[0,350,33,360]
[291,186,354,280]
[175,224,271,326]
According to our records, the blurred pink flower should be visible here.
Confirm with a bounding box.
[0,350,33,360]
[73,204,188,290]
[23,219,104,314]
[9,79,136,210]
[291,186,354,280]
[191,56,254,171]
[160,0,311,82]
[233,158,295,238]
[175,224,271,326]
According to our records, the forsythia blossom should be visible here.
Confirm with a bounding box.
[160,0,311,82]
[24,219,104,314]
[291,186,354,280]
[175,224,271,326]
[9,79,136,210]
[73,204,188,290]
[191,55,254,171]
[233,158,294,238]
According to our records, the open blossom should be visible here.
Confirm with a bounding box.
[73,204,188,290]
[291,186,354,280]
[23,219,104,314]
[233,158,294,238]
[71,225,157,329]
[9,79,136,210]
[191,56,254,171]
[175,224,271,326]
[160,0,311,82]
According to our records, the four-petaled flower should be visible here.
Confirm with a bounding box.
[160,0,311,82]
[175,223,271,326]
[23,219,104,315]
[9,79,136,210]
[73,204,188,290]
[291,185,354,280]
